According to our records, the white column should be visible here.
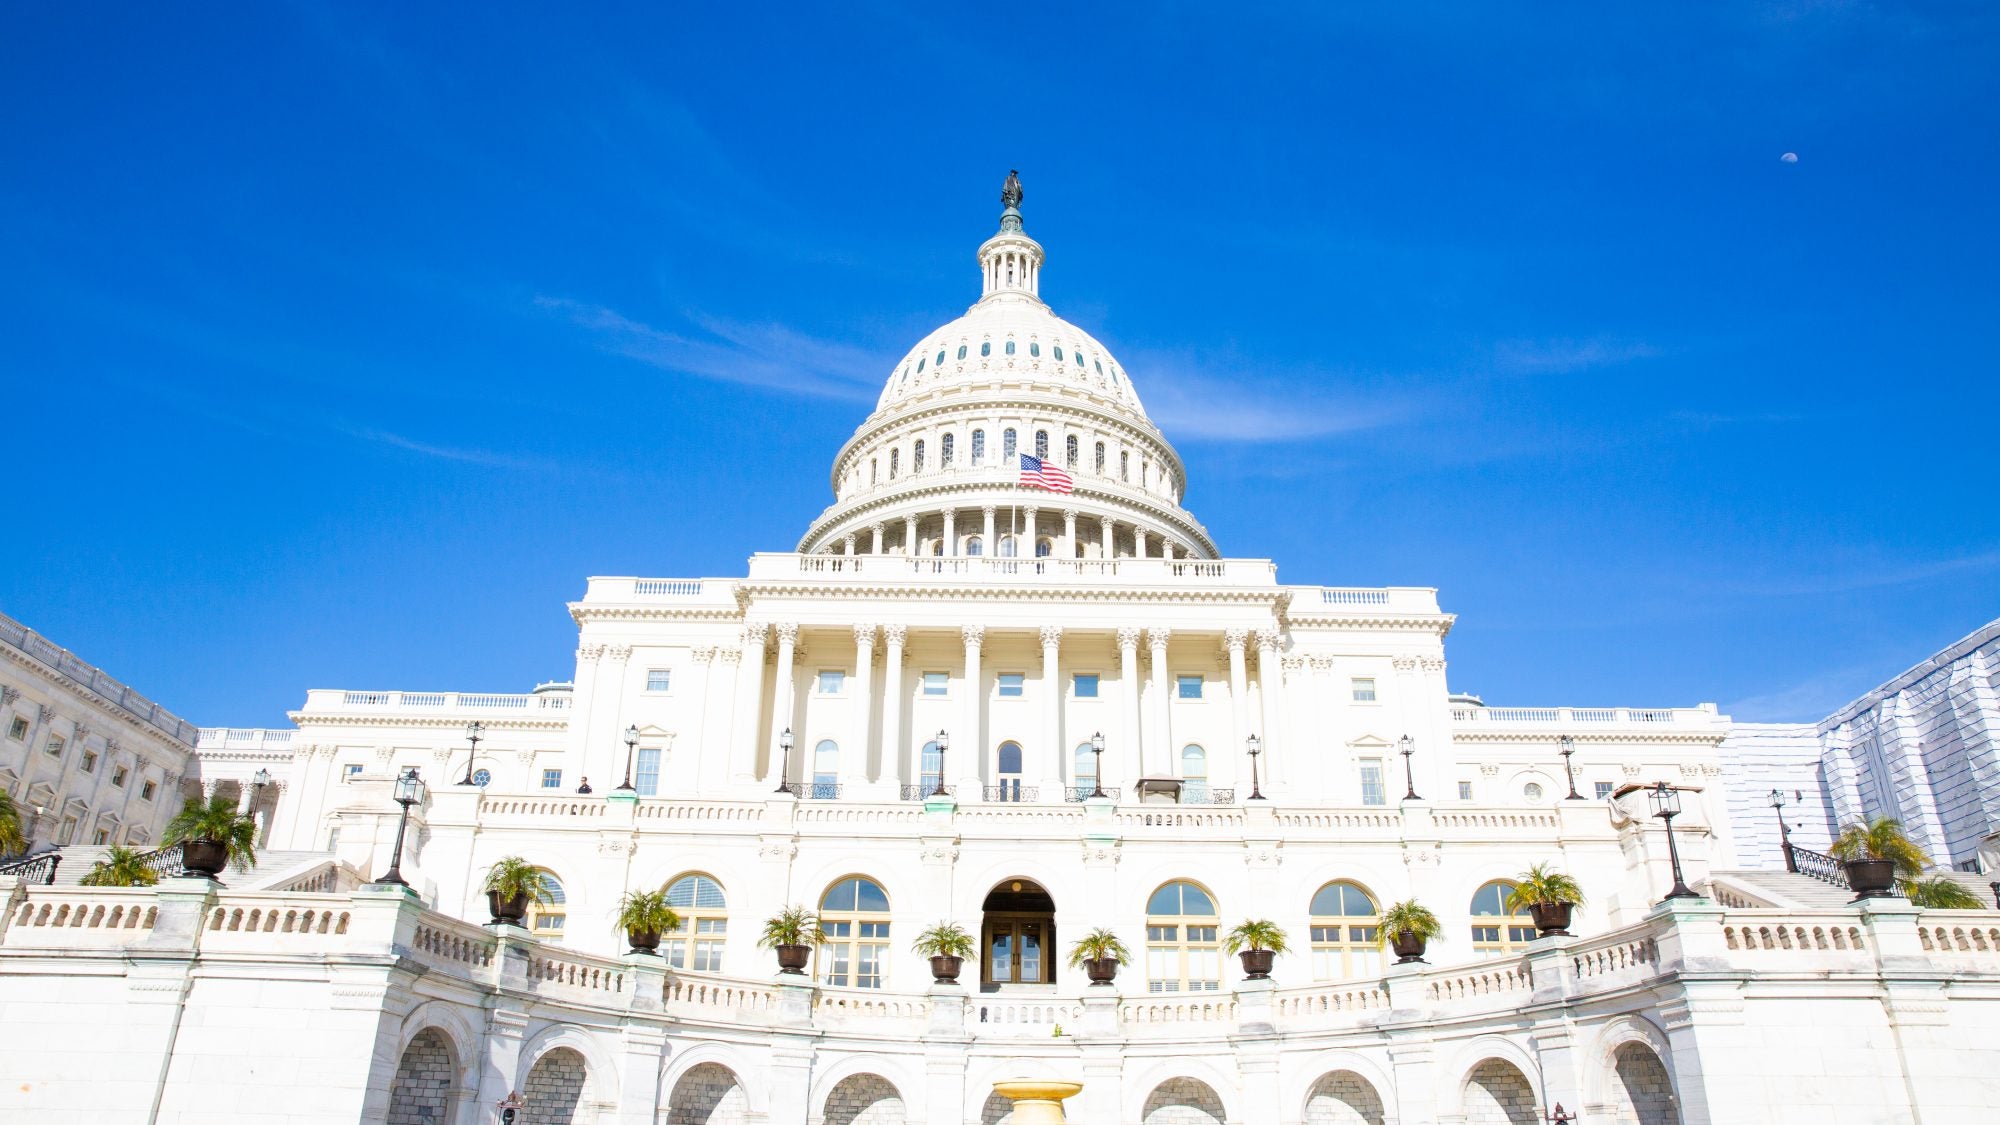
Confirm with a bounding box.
[871,523,884,554]
[944,509,958,556]
[1147,627,1172,777]
[1226,629,1250,778]
[957,626,985,799]
[685,646,716,794]
[982,505,996,555]
[1256,630,1283,789]
[733,626,768,787]
[236,780,255,814]
[1039,625,1064,799]
[841,535,854,556]
[764,624,798,789]
[846,625,875,791]
[1118,627,1142,788]
[1063,508,1078,560]
[903,515,917,555]
[1100,516,1115,559]
[1023,506,1039,559]
[1135,526,1149,558]
[881,625,906,794]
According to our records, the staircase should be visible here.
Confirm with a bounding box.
[43,845,350,889]
[1708,869,1859,908]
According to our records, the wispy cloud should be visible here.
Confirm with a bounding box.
[1724,550,2000,598]
[1723,666,1876,723]
[1131,350,1417,442]
[1493,337,1661,374]
[332,425,557,471]
[539,297,887,401]
[1670,409,1815,427]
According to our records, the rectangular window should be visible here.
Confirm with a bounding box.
[645,669,671,692]
[58,816,78,845]
[635,747,662,796]
[45,734,65,757]
[1176,675,1203,700]
[1072,673,1099,699]
[997,673,1024,698]
[922,672,948,697]
[81,750,97,774]
[818,670,845,695]
[1360,759,1386,806]
[141,780,158,801]
[7,715,25,740]
[93,827,111,846]
[1595,781,1615,800]
[542,768,563,789]
[112,766,128,787]
[343,763,364,781]
[1351,677,1377,702]
[1458,780,1473,801]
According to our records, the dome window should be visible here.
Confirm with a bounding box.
[1066,435,1079,468]
[917,358,925,373]
[1035,430,1049,459]
[980,341,991,357]
[1005,340,1016,356]
[1095,442,1106,473]
[1073,349,1084,366]
[889,449,900,478]
[967,536,984,557]
[957,345,967,360]
[971,429,986,465]
[1054,346,1065,361]
[914,439,926,473]
[941,432,955,466]
[1030,342,1040,357]
[1035,538,1053,558]
[1003,428,1018,462]
[1120,451,1129,481]
[936,350,946,366]
[1094,359,1103,374]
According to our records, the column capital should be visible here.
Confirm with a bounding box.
[882,623,908,647]
[691,645,717,664]
[1039,624,1063,649]
[773,622,800,647]
[1023,505,1039,517]
[1063,508,1078,522]
[576,644,605,663]
[1254,628,1282,652]
[604,644,633,663]
[962,625,985,650]
[740,623,769,649]
[853,623,878,648]
[1223,628,1249,652]
[1116,626,1143,652]
[981,504,996,518]
[1146,626,1172,649]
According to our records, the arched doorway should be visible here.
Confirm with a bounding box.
[386,1028,457,1125]
[1463,1058,1537,1125]
[1142,1077,1225,1124]
[823,1073,907,1125]
[667,1062,746,1124]
[981,878,1055,990]
[1608,1042,1679,1125]
[520,1046,587,1125]
[1304,1069,1386,1124]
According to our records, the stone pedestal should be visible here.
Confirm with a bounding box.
[992,1080,1083,1124]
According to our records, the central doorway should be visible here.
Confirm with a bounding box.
[981,878,1056,991]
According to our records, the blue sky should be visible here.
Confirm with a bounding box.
[3,3,1995,728]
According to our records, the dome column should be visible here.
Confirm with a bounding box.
[982,506,997,556]
[1135,527,1149,559]
[943,510,958,557]
[903,515,917,556]
[1100,515,1114,559]
[870,524,884,555]
[1062,509,1077,560]
[1023,506,1039,559]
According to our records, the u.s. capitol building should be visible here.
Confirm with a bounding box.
[3,177,1996,1125]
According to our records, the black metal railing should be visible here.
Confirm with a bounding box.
[1064,786,1121,802]
[983,784,1038,803]
[1788,844,1848,889]
[804,782,842,801]
[1180,787,1236,806]
[901,784,956,801]
[0,849,61,885]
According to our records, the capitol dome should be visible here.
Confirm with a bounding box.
[800,173,1217,561]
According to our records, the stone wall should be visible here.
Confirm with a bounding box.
[1463,1059,1537,1125]
[668,1063,748,1125]
[1142,1077,1226,1124]
[386,1029,455,1125]
[1607,1042,1678,1125]
[823,1073,905,1125]
[522,1047,586,1125]
[1303,1070,1385,1125]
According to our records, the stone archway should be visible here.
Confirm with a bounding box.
[1463,1058,1538,1125]
[1305,1069,1386,1124]
[522,1046,588,1125]
[1608,1042,1679,1125]
[823,1073,906,1125]
[667,1062,748,1125]
[1143,1077,1226,1124]
[979,1090,1015,1124]
[387,1028,457,1125]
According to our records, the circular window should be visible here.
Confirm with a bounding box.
[472,768,492,787]
[1523,782,1544,802]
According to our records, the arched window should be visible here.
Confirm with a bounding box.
[998,535,1017,558]
[1035,538,1053,558]
[913,440,925,473]
[921,739,943,794]
[1066,435,1079,467]
[1073,743,1097,797]
[472,768,491,787]
[889,449,900,479]
[996,742,1023,801]
[1035,430,1049,459]
[1003,429,1017,462]
[966,536,983,557]
[1094,359,1103,374]
[931,538,943,557]
[935,349,945,366]
[1072,348,1083,366]
[917,357,926,373]
[980,341,992,357]
[1054,345,1065,361]
[1005,340,1016,355]
[819,877,891,988]
[957,344,968,360]
[1309,882,1381,979]
[1470,881,1534,957]
[1180,745,1208,803]
[1094,442,1106,473]
[1145,881,1221,993]
[971,429,986,465]
[528,871,567,941]
[663,873,727,972]
[1030,341,1041,357]
[869,458,878,486]
[1119,451,1129,481]
[813,739,839,794]
[941,432,954,466]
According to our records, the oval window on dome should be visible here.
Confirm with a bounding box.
[1094,360,1103,374]
[1030,342,1040,357]
[1005,340,1016,355]
[1054,346,1065,361]
[955,345,965,360]
[917,358,925,373]
[1073,349,1084,366]
[936,350,946,366]
[981,341,991,357]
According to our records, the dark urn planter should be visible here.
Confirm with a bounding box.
[1529,902,1575,937]
[1238,948,1276,980]
[1390,930,1430,964]
[1844,858,1898,900]
[180,839,228,878]
[626,929,662,955]
[775,943,812,974]
[1083,957,1120,985]
[929,954,964,983]
[487,890,529,926]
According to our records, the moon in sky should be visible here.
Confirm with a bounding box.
[1780,152,1800,163]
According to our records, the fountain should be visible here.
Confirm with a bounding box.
[991,1080,1084,1124]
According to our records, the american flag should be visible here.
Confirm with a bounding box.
[1018,453,1075,494]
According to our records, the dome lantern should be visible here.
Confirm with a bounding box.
[978,170,1044,302]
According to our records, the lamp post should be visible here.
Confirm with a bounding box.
[931,729,950,797]
[459,721,484,786]
[1559,735,1582,800]
[618,724,640,793]
[1397,734,1420,801]
[1089,731,1106,799]
[1245,733,1265,801]
[371,767,426,887]
[1649,781,1698,901]
[775,728,795,795]
[496,1091,526,1124]
[1769,788,1798,873]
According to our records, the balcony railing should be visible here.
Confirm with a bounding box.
[900,784,955,801]
[803,782,843,801]
[1180,787,1235,806]
[0,612,200,745]
[1064,786,1121,802]
[983,784,1037,803]
[1787,843,1848,889]
[0,849,62,885]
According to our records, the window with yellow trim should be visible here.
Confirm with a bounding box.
[1308,881,1381,979]
[663,873,727,972]
[527,871,567,942]
[819,877,891,989]
[1145,881,1221,993]
[1470,880,1534,956]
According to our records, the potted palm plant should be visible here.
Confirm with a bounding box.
[1829,817,1928,899]
[1378,899,1443,964]
[1223,919,1289,980]
[0,790,26,857]
[483,856,549,925]
[78,845,161,887]
[1901,875,1983,910]
[163,796,258,878]
[759,905,826,974]
[1067,928,1130,986]
[1507,864,1585,937]
[616,889,681,955]
[912,921,977,983]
